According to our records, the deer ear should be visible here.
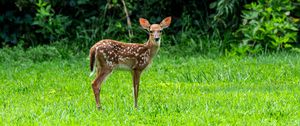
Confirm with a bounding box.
[160,16,172,29]
[139,18,150,30]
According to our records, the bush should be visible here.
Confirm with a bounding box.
[26,45,62,62]
[233,0,298,55]
[0,0,253,52]
[0,45,62,63]
[33,0,72,44]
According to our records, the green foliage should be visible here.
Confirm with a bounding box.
[74,16,131,52]
[210,0,241,30]
[0,1,34,46]
[26,45,62,62]
[234,0,298,55]
[0,44,62,63]
[33,0,72,44]
[1,52,300,125]
[2,0,300,56]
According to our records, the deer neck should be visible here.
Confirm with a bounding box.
[146,37,160,58]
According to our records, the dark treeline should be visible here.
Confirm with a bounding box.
[1,0,299,55]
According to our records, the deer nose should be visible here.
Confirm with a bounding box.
[155,38,160,42]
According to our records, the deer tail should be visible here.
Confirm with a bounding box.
[89,47,96,77]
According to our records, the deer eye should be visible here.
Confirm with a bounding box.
[149,31,154,33]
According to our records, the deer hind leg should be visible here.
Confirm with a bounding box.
[132,70,142,108]
[92,67,112,109]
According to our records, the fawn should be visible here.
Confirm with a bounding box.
[89,17,171,109]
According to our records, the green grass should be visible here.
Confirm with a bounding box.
[1,52,300,125]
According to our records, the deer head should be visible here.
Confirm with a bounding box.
[139,17,172,43]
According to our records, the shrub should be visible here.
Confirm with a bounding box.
[26,45,62,62]
[233,0,298,55]
[0,45,62,63]
[33,0,72,44]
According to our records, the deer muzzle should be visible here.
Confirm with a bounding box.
[154,32,160,42]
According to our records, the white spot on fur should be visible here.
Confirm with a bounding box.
[103,53,107,58]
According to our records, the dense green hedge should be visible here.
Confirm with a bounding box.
[0,0,299,55]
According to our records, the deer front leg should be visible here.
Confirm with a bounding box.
[132,69,142,108]
[92,68,112,110]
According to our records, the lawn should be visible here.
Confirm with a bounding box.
[0,52,300,125]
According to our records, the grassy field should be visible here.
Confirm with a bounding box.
[1,52,300,125]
